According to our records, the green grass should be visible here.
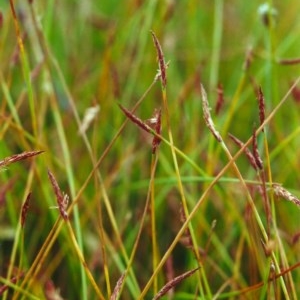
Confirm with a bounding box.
[1,0,300,299]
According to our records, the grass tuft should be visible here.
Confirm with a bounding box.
[1,1,300,299]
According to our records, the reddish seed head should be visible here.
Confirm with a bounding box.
[152,267,199,300]
[150,30,167,89]
[21,192,32,228]
[47,169,69,221]
[228,133,258,171]
[0,150,44,168]
[257,86,265,130]
[118,103,152,134]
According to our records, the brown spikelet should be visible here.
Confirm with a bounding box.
[228,133,258,171]
[0,150,44,168]
[291,232,300,245]
[110,272,126,300]
[152,267,199,300]
[152,108,162,154]
[47,169,69,221]
[278,57,300,65]
[257,86,265,129]
[118,103,152,134]
[272,183,300,207]
[21,192,31,228]
[252,128,263,170]
[201,84,222,142]
[150,30,167,89]
[44,280,64,300]
[291,82,300,103]
[215,83,224,115]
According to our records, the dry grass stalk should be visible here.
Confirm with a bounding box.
[201,84,222,142]
[21,192,32,228]
[150,30,167,89]
[47,169,69,221]
[252,128,263,170]
[272,183,300,207]
[228,133,258,171]
[110,272,126,300]
[152,267,199,300]
[0,151,44,168]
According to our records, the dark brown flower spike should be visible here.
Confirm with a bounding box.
[152,108,162,154]
[152,267,199,300]
[228,133,258,171]
[252,127,263,170]
[0,150,44,168]
[201,84,222,142]
[21,192,31,228]
[272,183,300,207]
[257,86,265,130]
[118,103,152,134]
[150,30,167,89]
[47,169,69,221]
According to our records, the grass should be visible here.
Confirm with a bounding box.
[1,0,300,299]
